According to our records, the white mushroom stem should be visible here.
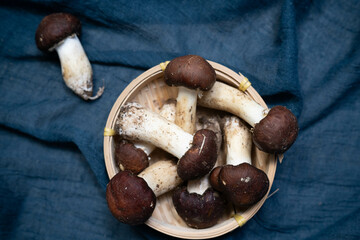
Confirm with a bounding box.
[55,34,104,100]
[198,81,267,127]
[117,102,193,159]
[175,87,198,134]
[187,174,212,195]
[223,116,252,166]
[133,100,176,156]
[138,160,182,197]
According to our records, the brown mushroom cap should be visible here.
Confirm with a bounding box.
[35,12,81,51]
[218,163,269,207]
[209,166,223,192]
[177,129,218,181]
[106,171,156,225]
[253,106,299,154]
[164,55,216,91]
[114,140,149,174]
[172,186,227,229]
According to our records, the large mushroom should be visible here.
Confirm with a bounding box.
[210,116,269,207]
[35,12,104,100]
[172,109,227,229]
[116,102,217,181]
[164,55,216,134]
[106,160,182,225]
[114,99,176,174]
[198,81,299,154]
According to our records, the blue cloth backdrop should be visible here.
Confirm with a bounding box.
[0,0,359,239]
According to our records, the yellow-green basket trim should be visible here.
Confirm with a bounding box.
[233,214,247,227]
[104,127,116,136]
[159,61,170,71]
[238,73,251,92]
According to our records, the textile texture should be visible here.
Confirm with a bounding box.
[0,0,359,239]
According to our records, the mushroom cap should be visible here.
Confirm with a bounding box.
[114,139,149,174]
[172,186,227,229]
[35,12,81,51]
[164,55,216,91]
[219,163,269,207]
[253,106,299,154]
[106,171,156,225]
[177,129,218,181]
[209,166,223,192]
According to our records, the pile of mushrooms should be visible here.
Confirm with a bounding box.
[106,54,299,228]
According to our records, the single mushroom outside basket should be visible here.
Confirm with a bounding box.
[103,60,283,239]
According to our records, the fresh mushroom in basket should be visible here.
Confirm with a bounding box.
[197,81,299,154]
[114,99,176,174]
[116,102,217,181]
[210,116,269,207]
[106,160,182,225]
[164,55,216,134]
[172,110,227,229]
[35,12,104,100]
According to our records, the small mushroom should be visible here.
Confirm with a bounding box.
[172,109,226,229]
[198,81,298,154]
[114,99,176,174]
[114,139,149,174]
[210,116,269,207]
[106,160,182,225]
[116,102,217,181]
[172,186,226,229]
[164,55,216,134]
[35,12,104,100]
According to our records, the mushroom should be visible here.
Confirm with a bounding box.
[164,55,216,134]
[35,12,104,100]
[172,109,227,229]
[114,99,176,174]
[210,116,269,207]
[116,102,217,181]
[197,81,299,154]
[106,160,182,225]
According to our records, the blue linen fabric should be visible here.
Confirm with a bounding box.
[0,0,359,239]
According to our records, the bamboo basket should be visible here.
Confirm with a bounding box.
[103,61,279,239]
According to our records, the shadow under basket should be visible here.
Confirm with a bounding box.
[103,60,279,239]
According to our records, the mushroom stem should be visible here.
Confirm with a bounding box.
[211,115,270,207]
[187,176,211,195]
[56,34,104,100]
[164,55,216,134]
[198,81,266,127]
[117,102,193,159]
[132,100,177,156]
[198,81,299,154]
[175,87,198,134]
[138,160,182,197]
[223,116,252,166]
[132,141,154,156]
